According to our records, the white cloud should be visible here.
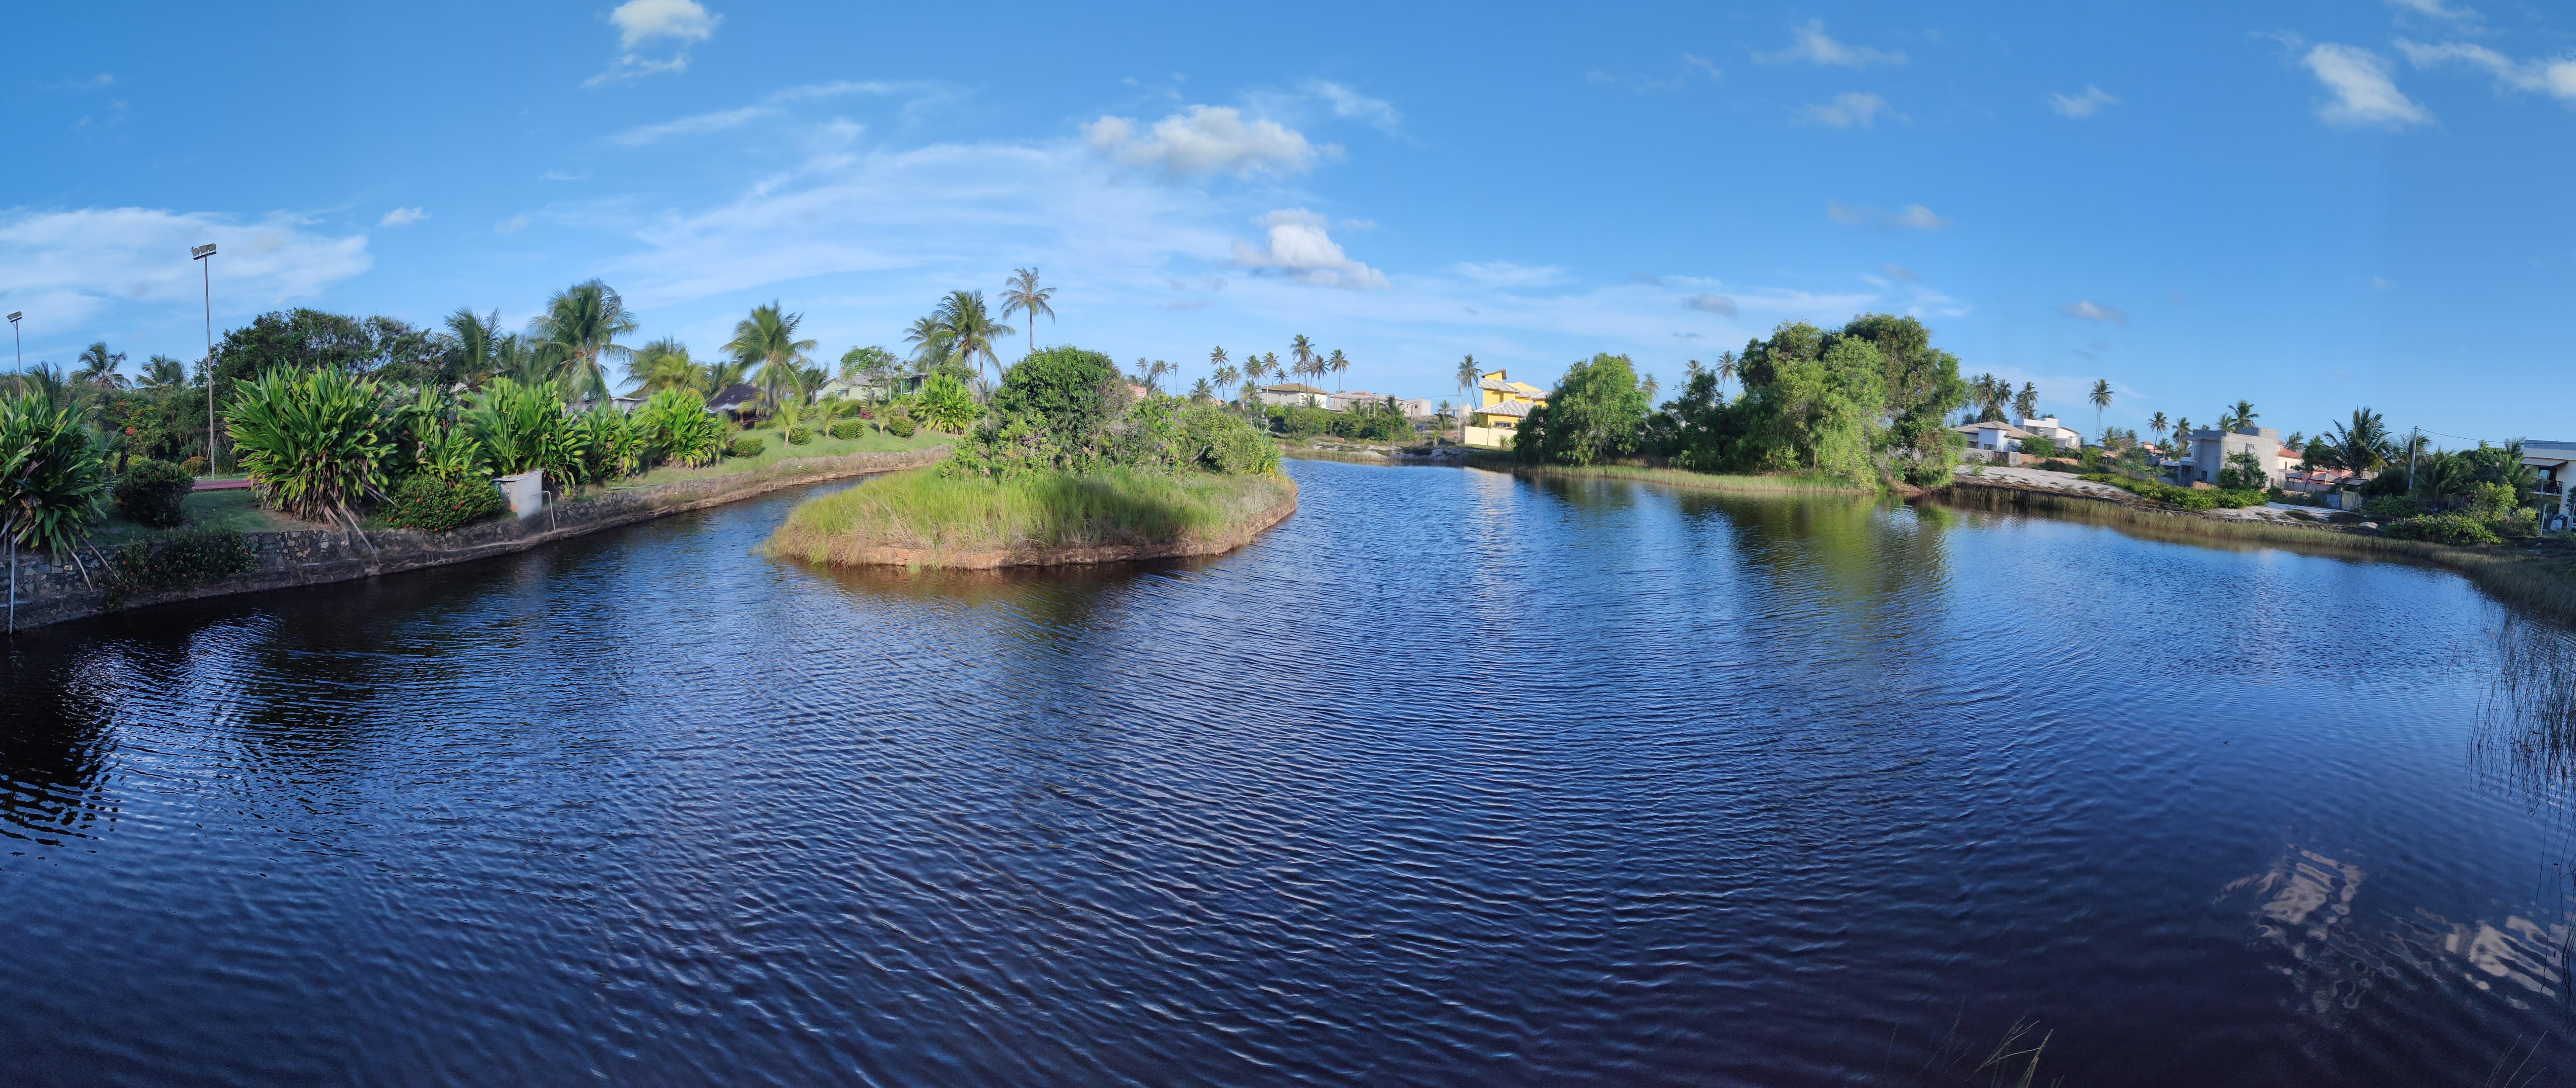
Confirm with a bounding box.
[612,106,776,146]
[1798,92,1902,129]
[2399,40,2576,102]
[1886,204,1948,230]
[1685,293,1737,314]
[2047,85,2121,118]
[1759,21,1906,68]
[379,206,429,227]
[540,170,588,182]
[611,0,718,49]
[589,0,719,86]
[495,213,531,235]
[1451,261,1568,287]
[2387,0,2476,21]
[2058,300,2127,324]
[1305,81,1402,132]
[2303,44,2431,129]
[1826,202,1947,229]
[1233,209,1386,289]
[1086,106,1321,178]
[1826,201,1870,225]
[0,208,369,326]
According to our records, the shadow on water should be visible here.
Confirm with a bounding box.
[784,554,1192,638]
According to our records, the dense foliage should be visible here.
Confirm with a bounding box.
[951,345,1278,480]
[2383,512,2504,546]
[634,388,725,468]
[914,373,979,432]
[0,388,110,557]
[1511,315,1966,486]
[730,435,766,459]
[99,528,255,605]
[383,474,507,532]
[114,458,195,528]
[2078,473,2267,510]
[225,367,398,524]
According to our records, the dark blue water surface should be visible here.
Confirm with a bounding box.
[7,458,2576,1085]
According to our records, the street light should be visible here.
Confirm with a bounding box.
[7,311,20,376]
[193,244,216,469]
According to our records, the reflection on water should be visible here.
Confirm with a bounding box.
[6,461,2576,1085]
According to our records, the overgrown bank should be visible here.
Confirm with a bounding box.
[1464,449,1880,496]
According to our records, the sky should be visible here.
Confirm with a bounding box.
[4,0,2572,445]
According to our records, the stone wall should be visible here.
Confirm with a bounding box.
[5,446,950,633]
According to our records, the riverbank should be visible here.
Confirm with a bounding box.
[1460,449,1880,496]
[6,445,951,631]
[765,467,1297,569]
[1934,476,2576,625]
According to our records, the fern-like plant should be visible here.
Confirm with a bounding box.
[224,367,397,524]
[0,386,111,559]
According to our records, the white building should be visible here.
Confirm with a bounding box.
[1255,382,1330,409]
[1953,420,2031,452]
[2184,427,2288,487]
[2018,416,2084,447]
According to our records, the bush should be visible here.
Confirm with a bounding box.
[729,435,766,459]
[1,388,112,555]
[828,419,867,440]
[786,427,815,445]
[914,373,979,433]
[180,455,209,476]
[224,366,398,521]
[886,414,916,438]
[1178,404,1282,474]
[462,377,583,484]
[2384,513,2502,546]
[2020,435,2062,460]
[2080,473,2266,510]
[2360,495,2422,520]
[383,474,506,532]
[635,388,724,468]
[100,528,255,606]
[1267,405,1336,437]
[2216,450,2268,491]
[114,458,195,527]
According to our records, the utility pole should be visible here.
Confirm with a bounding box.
[2408,426,2420,496]
[193,244,217,469]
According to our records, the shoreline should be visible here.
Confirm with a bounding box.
[8,445,951,632]
[1459,450,1884,496]
[769,472,1298,570]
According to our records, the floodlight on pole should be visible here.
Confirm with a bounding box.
[7,311,19,376]
[195,244,217,469]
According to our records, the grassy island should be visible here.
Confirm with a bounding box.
[767,345,1292,568]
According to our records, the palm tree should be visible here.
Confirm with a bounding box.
[1212,361,1240,394]
[2419,450,2473,510]
[998,267,1056,361]
[438,308,504,388]
[904,315,951,372]
[1189,377,1215,403]
[2329,408,2390,474]
[1327,349,1349,391]
[1641,372,1660,404]
[529,280,637,406]
[1289,335,1315,383]
[2014,382,2038,421]
[75,342,126,389]
[628,337,700,394]
[1455,355,1480,440]
[1717,350,1739,396]
[139,355,188,390]
[1208,346,1229,386]
[2089,378,2113,440]
[724,302,818,412]
[2148,411,2169,447]
[1131,358,1173,395]
[932,290,1014,397]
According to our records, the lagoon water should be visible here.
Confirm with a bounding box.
[6,458,2576,1085]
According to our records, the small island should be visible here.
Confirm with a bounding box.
[767,346,1294,568]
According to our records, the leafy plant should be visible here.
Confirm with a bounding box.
[180,455,209,475]
[2360,495,2422,520]
[415,424,485,482]
[383,474,506,532]
[224,366,397,525]
[2216,449,2268,491]
[634,388,724,468]
[463,378,583,484]
[99,528,254,605]
[729,435,766,459]
[0,387,112,562]
[828,419,867,440]
[114,458,196,527]
[2384,512,2502,546]
[885,414,916,438]
[915,372,979,432]
[573,406,642,482]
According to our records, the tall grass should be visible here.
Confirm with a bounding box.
[1464,451,1877,496]
[768,467,1293,563]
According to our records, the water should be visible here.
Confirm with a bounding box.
[6,458,2576,1085]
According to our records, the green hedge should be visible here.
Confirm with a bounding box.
[828,419,867,440]
[101,529,255,605]
[2079,473,2266,510]
[786,427,814,446]
[383,474,506,532]
[114,458,196,528]
[885,416,916,438]
[180,455,209,476]
[2383,513,2502,546]
[729,436,766,459]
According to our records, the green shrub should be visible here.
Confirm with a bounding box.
[786,427,815,445]
[383,474,506,532]
[914,373,978,432]
[729,435,766,459]
[463,378,583,484]
[2360,495,2421,520]
[573,406,643,483]
[224,366,398,522]
[886,415,916,438]
[1178,404,1282,474]
[828,419,867,440]
[635,388,723,468]
[1,387,111,556]
[2020,435,2061,460]
[100,528,255,606]
[2384,512,2502,546]
[2079,473,2266,510]
[180,455,209,476]
[114,458,195,527]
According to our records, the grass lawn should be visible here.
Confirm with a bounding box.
[92,488,314,545]
[612,422,955,490]
[768,467,1293,563]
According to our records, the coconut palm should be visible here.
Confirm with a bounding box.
[438,308,505,388]
[724,302,818,412]
[1327,349,1349,391]
[1289,335,1315,382]
[1208,346,1229,386]
[74,342,127,389]
[1212,361,1240,392]
[1717,350,1739,395]
[1189,377,1215,403]
[931,291,1014,398]
[628,337,700,394]
[1641,372,1660,404]
[529,280,637,407]
[1131,358,1173,395]
[2329,408,2390,473]
[2148,411,2169,446]
[1455,355,1480,437]
[2089,379,2113,439]
[2419,450,2474,510]
[998,267,1056,361]
[2230,399,2258,432]
[2014,382,2038,421]
[139,355,189,390]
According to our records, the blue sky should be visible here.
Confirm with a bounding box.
[6,0,2572,444]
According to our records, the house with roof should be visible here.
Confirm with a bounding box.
[2521,441,2576,527]
[1256,381,1331,409]
[2018,416,2084,448]
[1951,419,2032,463]
[1464,370,1547,448]
[1325,389,1387,412]
[2182,426,2288,487]
[706,383,763,419]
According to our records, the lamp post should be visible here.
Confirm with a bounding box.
[7,311,19,376]
[193,243,217,469]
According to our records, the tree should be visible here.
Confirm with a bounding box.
[528,280,637,407]
[998,267,1056,360]
[725,302,818,411]
[2148,411,2169,446]
[2089,378,2113,439]
[1130,358,1173,395]
[1455,355,1481,437]
[840,345,899,402]
[929,291,1014,397]
[226,366,399,527]
[1835,313,1966,482]
[2328,408,2389,474]
[629,338,700,394]
[2417,450,2474,509]
[2013,382,2038,421]
[75,342,128,388]
[1327,349,1349,391]
[0,386,111,603]
[904,315,950,370]
[139,355,189,390]
[1716,351,1738,396]
[1515,353,1651,467]
[2216,450,2268,491]
[437,309,505,388]
[1189,377,1215,402]
[1289,334,1315,386]
[2230,399,2258,432]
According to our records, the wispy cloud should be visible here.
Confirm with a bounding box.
[1798,92,1903,129]
[379,206,429,227]
[1759,21,1906,68]
[2398,40,2576,103]
[2058,299,2127,323]
[2387,0,2477,22]
[1881,262,1919,281]
[612,106,776,146]
[1685,293,1738,314]
[1086,105,1323,178]
[2303,44,2431,129]
[588,0,721,87]
[1305,81,1402,133]
[1233,209,1386,288]
[1825,202,1948,230]
[1451,260,1567,287]
[2047,85,2121,118]
[0,208,369,325]
[495,213,531,235]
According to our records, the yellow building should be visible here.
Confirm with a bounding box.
[1463,370,1546,448]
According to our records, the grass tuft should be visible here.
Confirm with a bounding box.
[767,467,1294,565]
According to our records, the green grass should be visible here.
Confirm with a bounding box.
[614,422,953,490]
[768,467,1294,564]
[91,488,311,545]
[1463,450,1877,495]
